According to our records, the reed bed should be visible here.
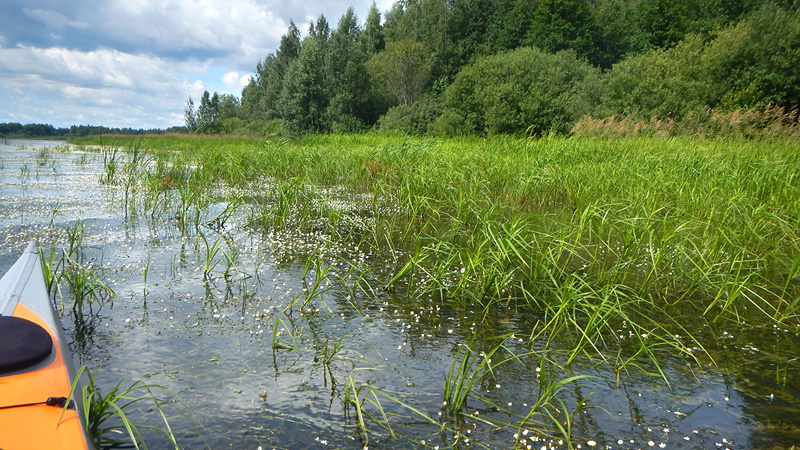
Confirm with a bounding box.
[73,132,800,445]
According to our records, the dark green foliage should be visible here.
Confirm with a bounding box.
[428,109,476,137]
[630,0,689,51]
[494,0,536,51]
[598,3,800,120]
[382,0,453,80]
[241,22,301,121]
[184,97,197,130]
[366,39,434,106]
[359,2,385,54]
[447,0,521,67]
[593,0,640,67]
[444,47,600,135]
[281,37,329,134]
[185,91,240,133]
[0,122,170,137]
[190,0,800,137]
[324,8,373,132]
[378,95,444,135]
[524,0,603,65]
[598,35,713,120]
[703,5,800,110]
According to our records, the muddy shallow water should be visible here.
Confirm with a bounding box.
[1,139,799,450]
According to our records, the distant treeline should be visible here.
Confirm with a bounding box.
[186,0,800,138]
[0,122,185,139]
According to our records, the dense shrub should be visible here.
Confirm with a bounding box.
[597,4,800,122]
[378,95,444,135]
[597,35,713,120]
[442,46,600,135]
[702,5,800,111]
[428,110,476,137]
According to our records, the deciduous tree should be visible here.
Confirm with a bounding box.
[367,39,434,106]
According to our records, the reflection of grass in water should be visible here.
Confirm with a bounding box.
[73,133,800,447]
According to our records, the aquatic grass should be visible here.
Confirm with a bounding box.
[283,251,335,315]
[120,142,152,216]
[442,334,515,414]
[514,355,596,449]
[60,252,116,316]
[198,233,223,280]
[72,133,800,445]
[776,250,800,322]
[343,369,440,445]
[221,246,240,279]
[66,366,196,450]
[38,220,117,316]
[315,333,351,388]
[103,135,800,332]
[64,220,86,258]
[271,317,301,350]
[39,246,63,300]
[36,146,53,167]
[100,146,120,185]
[20,162,30,179]
[142,255,151,294]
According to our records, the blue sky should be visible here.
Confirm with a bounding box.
[0,0,395,129]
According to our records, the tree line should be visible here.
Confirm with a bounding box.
[187,0,800,137]
[0,122,182,139]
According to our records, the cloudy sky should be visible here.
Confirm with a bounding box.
[0,0,396,129]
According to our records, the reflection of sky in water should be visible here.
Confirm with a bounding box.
[0,139,798,449]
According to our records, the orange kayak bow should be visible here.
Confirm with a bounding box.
[0,242,92,449]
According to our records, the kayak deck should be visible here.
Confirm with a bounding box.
[0,243,92,450]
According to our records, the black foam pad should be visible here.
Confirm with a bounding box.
[0,316,53,375]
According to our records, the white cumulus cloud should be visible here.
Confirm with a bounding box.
[0,0,397,128]
[221,72,251,93]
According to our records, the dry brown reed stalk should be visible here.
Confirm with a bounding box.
[572,106,800,140]
[708,105,800,140]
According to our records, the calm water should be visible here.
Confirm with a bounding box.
[1,139,799,450]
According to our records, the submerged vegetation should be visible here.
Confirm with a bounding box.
[59,132,800,447]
